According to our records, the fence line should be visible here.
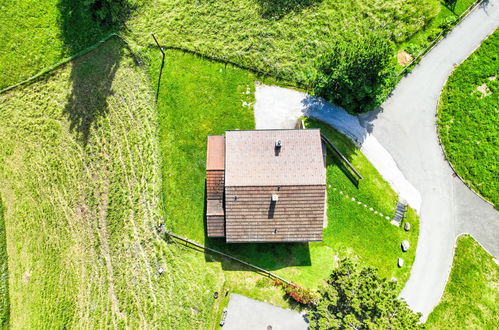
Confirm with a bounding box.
[397,0,485,76]
[1,0,485,95]
[0,33,124,95]
[167,232,293,285]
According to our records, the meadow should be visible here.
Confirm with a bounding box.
[1,0,444,92]
[0,0,113,90]
[437,30,498,207]
[397,0,477,66]
[426,235,499,329]
[0,38,227,329]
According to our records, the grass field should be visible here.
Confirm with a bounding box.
[151,45,419,290]
[0,37,296,329]
[426,235,499,329]
[0,38,224,329]
[130,0,439,85]
[0,0,114,90]
[437,30,498,207]
[1,0,443,92]
[0,199,8,328]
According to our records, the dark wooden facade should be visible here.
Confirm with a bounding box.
[225,185,325,242]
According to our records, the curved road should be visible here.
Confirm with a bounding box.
[361,0,499,320]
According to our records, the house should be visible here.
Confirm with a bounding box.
[206,129,326,243]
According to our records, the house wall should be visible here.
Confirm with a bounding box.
[225,185,325,243]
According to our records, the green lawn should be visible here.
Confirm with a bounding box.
[0,0,113,90]
[426,235,499,329]
[0,199,8,328]
[398,0,476,65]
[152,45,419,290]
[437,30,498,207]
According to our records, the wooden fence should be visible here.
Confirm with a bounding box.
[167,232,293,285]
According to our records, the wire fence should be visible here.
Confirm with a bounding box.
[397,0,486,76]
[0,0,485,95]
[167,232,293,285]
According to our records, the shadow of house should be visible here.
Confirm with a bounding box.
[202,182,312,271]
[57,0,131,144]
[257,0,323,19]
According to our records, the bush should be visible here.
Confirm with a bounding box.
[315,33,396,113]
[307,259,422,329]
[274,281,319,306]
[83,0,138,25]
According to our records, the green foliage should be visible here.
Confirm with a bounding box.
[437,30,498,207]
[130,0,438,86]
[83,0,138,25]
[315,33,396,113]
[398,0,476,63]
[0,199,8,328]
[307,259,422,329]
[426,235,499,329]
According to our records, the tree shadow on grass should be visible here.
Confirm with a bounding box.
[62,40,123,144]
[257,0,323,19]
[57,1,132,144]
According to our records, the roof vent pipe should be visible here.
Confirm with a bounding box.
[275,140,282,148]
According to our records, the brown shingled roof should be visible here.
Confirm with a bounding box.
[225,129,325,187]
[206,135,225,170]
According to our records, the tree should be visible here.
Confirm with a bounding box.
[83,0,135,25]
[307,259,422,329]
[315,33,395,113]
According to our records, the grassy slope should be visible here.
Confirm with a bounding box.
[426,235,499,329]
[152,47,418,290]
[0,38,226,329]
[398,0,476,59]
[0,199,8,328]
[130,0,439,84]
[299,119,419,288]
[0,0,441,91]
[437,30,498,207]
[0,0,110,89]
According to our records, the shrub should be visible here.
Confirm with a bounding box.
[274,281,319,306]
[307,259,422,329]
[315,33,396,113]
[83,0,138,25]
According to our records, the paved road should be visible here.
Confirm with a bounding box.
[223,294,308,330]
[361,0,499,320]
